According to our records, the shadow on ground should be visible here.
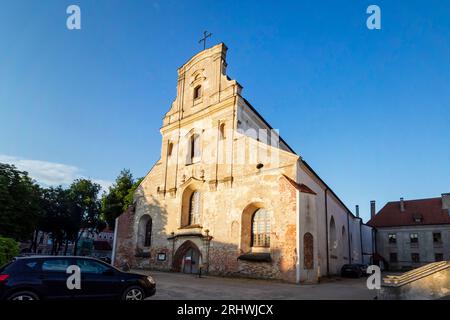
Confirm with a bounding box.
[131,270,377,300]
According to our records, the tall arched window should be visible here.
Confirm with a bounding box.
[193,85,202,100]
[189,134,200,163]
[252,208,271,247]
[167,142,173,157]
[138,215,152,248]
[188,191,200,225]
[144,219,152,247]
[329,216,337,250]
[219,123,226,140]
[303,232,314,269]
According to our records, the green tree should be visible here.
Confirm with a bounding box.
[68,179,104,255]
[101,169,135,229]
[123,177,143,210]
[0,163,42,241]
[37,186,73,255]
[0,236,20,265]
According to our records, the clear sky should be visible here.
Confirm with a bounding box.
[1,1,449,222]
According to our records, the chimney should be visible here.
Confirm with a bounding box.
[400,197,405,212]
[370,200,376,219]
[355,205,360,218]
[442,193,450,212]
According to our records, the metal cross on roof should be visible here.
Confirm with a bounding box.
[198,31,212,50]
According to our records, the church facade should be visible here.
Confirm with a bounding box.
[114,43,373,283]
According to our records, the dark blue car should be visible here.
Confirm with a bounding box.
[0,256,156,300]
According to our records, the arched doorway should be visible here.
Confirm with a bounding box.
[173,241,202,274]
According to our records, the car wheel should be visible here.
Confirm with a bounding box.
[122,286,145,301]
[7,291,40,301]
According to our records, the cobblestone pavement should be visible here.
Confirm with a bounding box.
[131,270,377,300]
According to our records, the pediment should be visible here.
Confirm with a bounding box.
[179,176,205,190]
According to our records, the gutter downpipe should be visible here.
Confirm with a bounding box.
[347,211,351,263]
[296,188,301,283]
[111,217,119,267]
[359,219,364,264]
[325,188,330,277]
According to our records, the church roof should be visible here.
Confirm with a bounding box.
[367,197,450,227]
[282,175,317,195]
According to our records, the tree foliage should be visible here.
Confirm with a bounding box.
[0,164,42,240]
[68,179,104,255]
[0,236,20,266]
[123,177,144,210]
[0,162,138,256]
[101,169,139,229]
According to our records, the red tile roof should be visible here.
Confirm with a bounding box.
[282,174,317,195]
[367,197,450,227]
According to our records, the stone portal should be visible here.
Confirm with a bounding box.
[173,240,202,274]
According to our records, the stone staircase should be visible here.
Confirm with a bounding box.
[380,261,450,299]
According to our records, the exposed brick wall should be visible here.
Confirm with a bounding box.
[114,206,137,267]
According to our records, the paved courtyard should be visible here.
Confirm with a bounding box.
[132,270,377,300]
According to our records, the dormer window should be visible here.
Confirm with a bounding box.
[193,85,202,100]
[413,213,423,223]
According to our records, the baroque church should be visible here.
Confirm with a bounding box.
[114,43,373,283]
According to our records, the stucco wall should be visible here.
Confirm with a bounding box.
[376,225,450,270]
[115,43,372,283]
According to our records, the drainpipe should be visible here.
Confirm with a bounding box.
[111,217,119,267]
[324,188,329,277]
[359,219,364,264]
[373,228,377,265]
[296,188,301,283]
[346,211,351,263]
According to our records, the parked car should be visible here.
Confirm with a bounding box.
[0,256,155,300]
[357,264,369,276]
[99,257,112,264]
[340,264,364,278]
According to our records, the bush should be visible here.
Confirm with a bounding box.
[0,236,20,266]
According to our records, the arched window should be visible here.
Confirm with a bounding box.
[193,85,202,100]
[303,232,314,269]
[252,208,271,247]
[219,123,226,140]
[188,191,200,225]
[329,216,337,250]
[189,134,200,163]
[138,215,152,248]
[144,219,152,247]
[167,142,173,157]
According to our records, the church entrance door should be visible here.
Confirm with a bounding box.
[182,247,200,274]
[172,240,202,274]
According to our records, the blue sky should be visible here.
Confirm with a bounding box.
[1,1,449,222]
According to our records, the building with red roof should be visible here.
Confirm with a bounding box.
[368,193,450,270]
